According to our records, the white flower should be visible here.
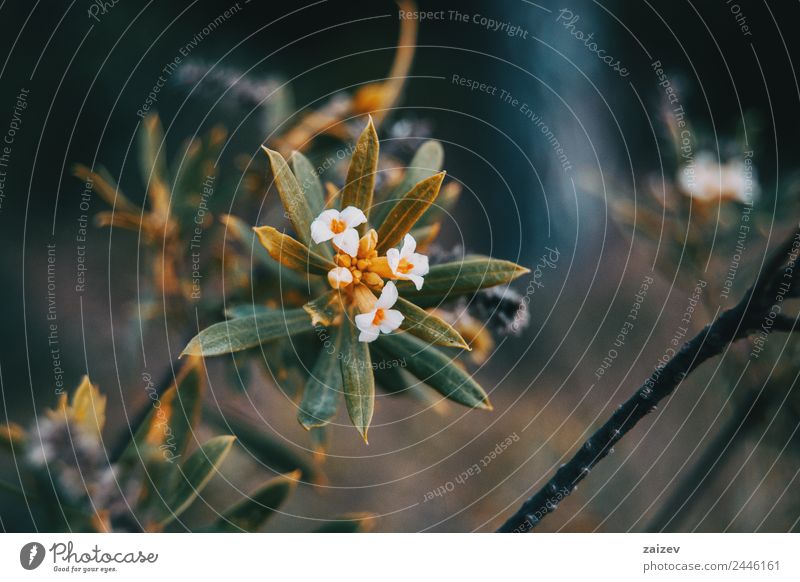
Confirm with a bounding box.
[678,153,758,204]
[327,266,353,289]
[310,206,367,256]
[355,281,404,343]
[387,234,429,290]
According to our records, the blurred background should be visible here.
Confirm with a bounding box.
[1,0,799,532]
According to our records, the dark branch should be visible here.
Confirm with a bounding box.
[497,228,800,533]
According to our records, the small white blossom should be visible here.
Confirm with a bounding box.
[327,266,353,289]
[678,153,758,204]
[355,281,404,343]
[310,206,367,256]
[387,234,429,290]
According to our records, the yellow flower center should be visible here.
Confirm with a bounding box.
[372,308,385,326]
[398,258,414,273]
[330,218,347,234]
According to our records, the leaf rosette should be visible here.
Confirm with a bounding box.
[185,118,529,441]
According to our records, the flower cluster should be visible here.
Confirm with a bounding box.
[185,118,529,439]
[310,207,430,342]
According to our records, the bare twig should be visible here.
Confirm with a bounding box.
[498,228,800,533]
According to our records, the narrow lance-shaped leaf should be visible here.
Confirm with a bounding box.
[372,139,444,225]
[221,215,306,288]
[340,315,375,442]
[157,435,236,527]
[263,146,316,247]
[291,151,325,217]
[225,303,274,319]
[376,172,445,253]
[182,308,312,357]
[342,117,379,229]
[72,164,138,213]
[397,256,529,308]
[211,471,300,532]
[118,358,205,467]
[205,409,321,483]
[254,226,335,275]
[298,330,343,429]
[394,296,469,349]
[370,347,445,411]
[378,332,491,410]
[139,114,171,216]
[303,290,343,327]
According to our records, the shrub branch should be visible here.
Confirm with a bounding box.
[497,227,800,533]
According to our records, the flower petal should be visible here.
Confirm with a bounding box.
[406,273,425,291]
[333,228,360,257]
[410,253,429,276]
[358,327,380,343]
[400,233,417,257]
[310,219,335,244]
[340,206,368,228]
[355,311,376,332]
[378,309,404,333]
[376,281,399,309]
[386,248,401,275]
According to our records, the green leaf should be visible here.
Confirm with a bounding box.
[171,126,226,226]
[377,333,491,410]
[162,360,204,458]
[263,146,316,247]
[298,332,343,429]
[376,172,445,254]
[205,409,321,483]
[397,256,529,308]
[372,358,442,408]
[254,226,335,275]
[221,215,306,288]
[212,471,299,532]
[291,152,325,217]
[340,316,375,441]
[221,214,274,268]
[394,296,469,349]
[182,308,311,357]
[342,117,379,227]
[224,304,274,319]
[158,435,236,527]
[303,290,343,326]
[118,359,204,467]
[372,140,444,225]
[315,512,375,533]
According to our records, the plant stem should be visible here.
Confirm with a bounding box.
[497,228,800,532]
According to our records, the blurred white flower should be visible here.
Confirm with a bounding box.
[678,153,758,204]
